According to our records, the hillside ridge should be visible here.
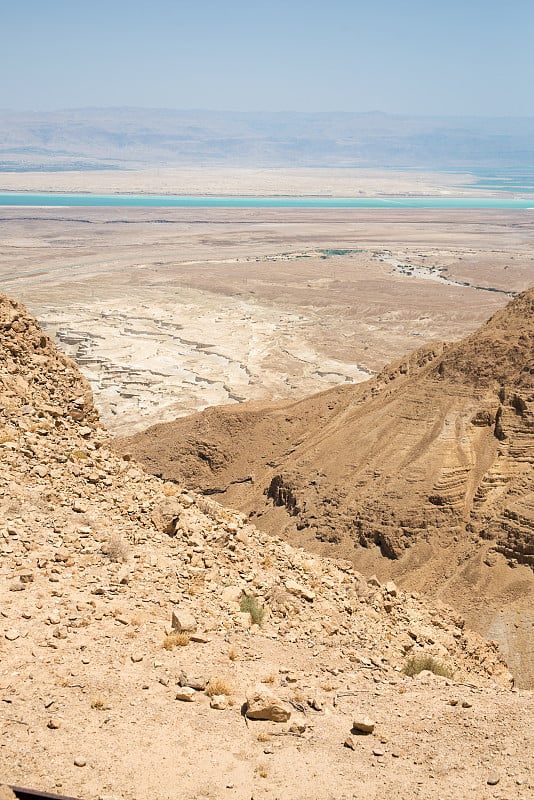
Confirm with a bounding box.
[3,291,534,799]
[118,288,534,686]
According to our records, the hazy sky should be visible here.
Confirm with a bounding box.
[1,0,533,116]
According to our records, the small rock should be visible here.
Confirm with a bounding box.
[462,700,473,708]
[384,581,398,596]
[210,695,228,710]
[372,747,385,757]
[47,718,62,729]
[487,775,500,786]
[171,609,197,633]
[235,611,252,629]
[352,716,375,734]
[4,629,19,641]
[263,746,274,754]
[289,722,307,734]
[179,672,206,691]
[246,688,291,722]
[344,735,355,750]
[73,757,86,767]
[285,579,315,602]
[189,633,211,644]
[222,586,242,603]
[130,653,143,663]
[308,696,324,712]
[176,687,196,702]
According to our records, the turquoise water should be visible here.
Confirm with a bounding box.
[0,192,533,208]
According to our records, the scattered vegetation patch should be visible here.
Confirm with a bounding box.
[239,593,265,626]
[403,654,454,679]
[319,248,360,258]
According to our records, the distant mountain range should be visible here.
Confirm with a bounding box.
[1,107,534,171]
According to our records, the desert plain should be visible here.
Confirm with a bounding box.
[1,169,533,435]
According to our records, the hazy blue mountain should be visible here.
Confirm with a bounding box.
[1,108,533,171]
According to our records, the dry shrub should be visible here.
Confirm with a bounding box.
[105,534,129,563]
[239,593,265,626]
[403,654,454,679]
[257,732,270,742]
[163,631,190,650]
[261,673,277,685]
[206,675,235,697]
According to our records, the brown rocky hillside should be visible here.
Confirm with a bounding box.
[2,293,534,799]
[117,288,534,687]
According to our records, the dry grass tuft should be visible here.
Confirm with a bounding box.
[206,675,235,697]
[261,673,277,685]
[163,631,190,650]
[228,646,239,661]
[257,731,270,742]
[90,694,109,710]
[403,654,454,679]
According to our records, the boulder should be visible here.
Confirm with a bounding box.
[246,688,291,722]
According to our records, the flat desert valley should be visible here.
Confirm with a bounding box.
[1,169,533,435]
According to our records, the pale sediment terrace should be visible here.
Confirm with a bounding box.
[39,291,371,434]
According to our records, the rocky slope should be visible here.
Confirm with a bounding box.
[2,292,533,799]
[117,289,534,686]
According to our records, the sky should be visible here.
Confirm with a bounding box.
[1,0,533,117]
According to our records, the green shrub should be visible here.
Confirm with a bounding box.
[402,654,454,679]
[240,593,265,626]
